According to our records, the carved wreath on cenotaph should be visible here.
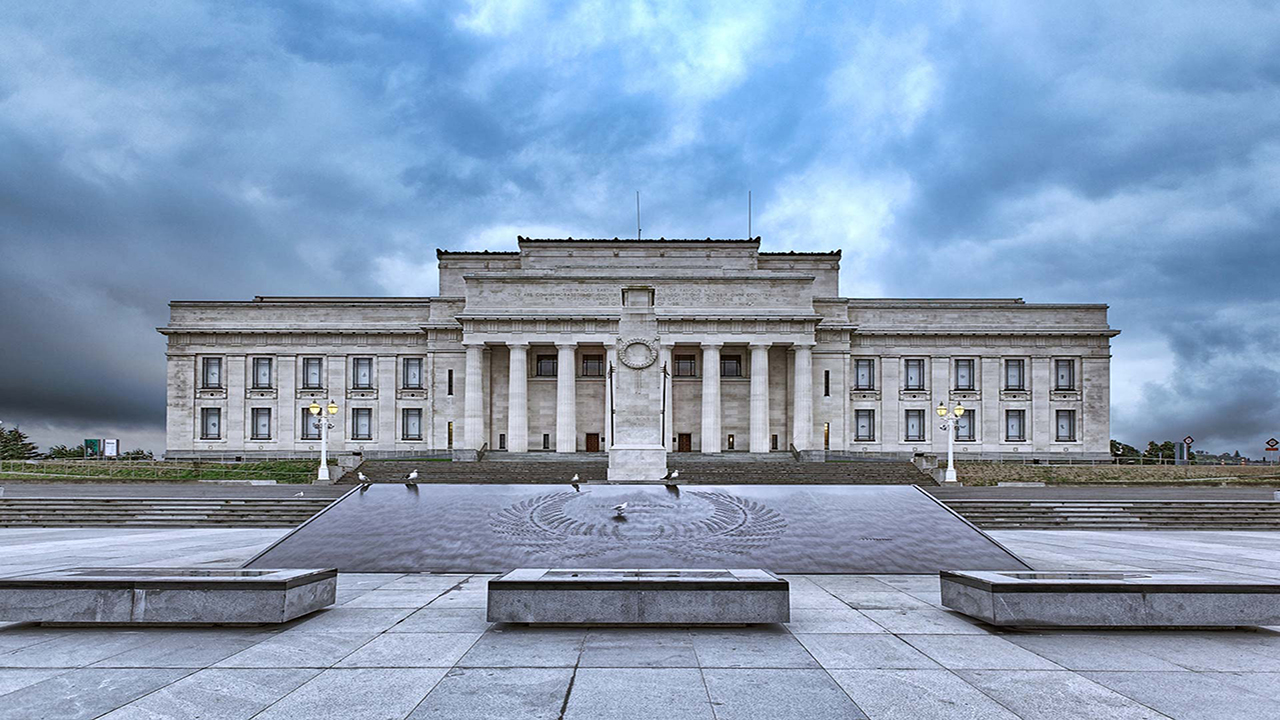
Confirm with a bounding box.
[616,336,659,369]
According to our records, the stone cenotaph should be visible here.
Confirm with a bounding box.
[607,286,669,483]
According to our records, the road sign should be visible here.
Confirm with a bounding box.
[1183,436,1194,446]
[1267,438,1278,448]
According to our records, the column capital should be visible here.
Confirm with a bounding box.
[792,341,816,349]
[506,341,529,349]
[748,342,772,351]
[555,341,578,350]
[701,341,723,350]
[462,341,486,349]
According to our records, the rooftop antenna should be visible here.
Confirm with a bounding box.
[636,191,641,241]
[748,190,752,240]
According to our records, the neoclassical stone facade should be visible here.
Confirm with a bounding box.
[161,238,1118,460]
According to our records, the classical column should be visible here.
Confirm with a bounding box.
[749,343,770,453]
[604,344,617,449]
[506,342,528,453]
[792,342,814,450]
[463,342,485,450]
[660,343,674,452]
[700,342,722,453]
[555,342,577,453]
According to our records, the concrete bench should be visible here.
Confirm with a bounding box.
[487,568,789,625]
[941,570,1280,628]
[0,567,335,625]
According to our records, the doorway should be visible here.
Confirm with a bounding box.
[677,433,692,452]
[585,433,600,452]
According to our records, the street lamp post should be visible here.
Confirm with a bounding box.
[936,401,966,483]
[309,400,339,482]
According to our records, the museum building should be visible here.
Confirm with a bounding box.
[160,237,1118,460]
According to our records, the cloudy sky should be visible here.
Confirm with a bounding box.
[1,1,1277,456]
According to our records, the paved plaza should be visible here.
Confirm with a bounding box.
[2,528,1280,719]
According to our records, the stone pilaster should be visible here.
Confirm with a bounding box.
[660,343,674,452]
[701,343,722,453]
[463,342,485,450]
[791,343,814,450]
[749,343,770,453]
[507,342,528,453]
[555,342,577,453]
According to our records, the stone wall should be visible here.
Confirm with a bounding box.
[957,461,1280,485]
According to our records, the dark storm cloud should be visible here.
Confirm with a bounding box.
[0,0,1277,454]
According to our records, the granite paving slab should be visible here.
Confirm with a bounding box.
[388,607,493,634]
[562,667,713,720]
[457,627,585,668]
[0,667,193,720]
[829,668,1021,720]
[0,629,160,668]
[405,667,573,720]
[90,629,267,668]
[341,590,449,608]
[579,628,698,668]
[0,667,70,696]
[956,669,1171,719]
[794,633,939,670]
[860,608,990,634]
[702,668,868,720]
[1004,634,1188,671]
[213,631,380,669]
[900,634,1064,670]
[251,667,447,720]
[783,607,886,634]
[1083,670,1280,720]
[688,627,819,669]
[280,607,414,634]
[96,667,320,720]
[335,632,483,668]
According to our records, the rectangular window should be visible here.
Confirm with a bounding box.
[854,359,875,390]
[200,408,221,439]
[447,369,454,395]
[498,433,506,450]
[201,358,222,389]
[854,409,875,441]
[955,359,975,391]
[352,357,373,389]
[1055,359,1076,390]
[403,358,423,389]
[352,408,372,440]
[536,355,557,377]
[1006,409,1027,441]
[582,354,604,377]
[823,422,830,450]
[720,355,742,377]
[402,408,422,440]
[250,408,271,440]
[771,434,778,451]
[252,358,272,389]
[303,357,323,389]
[542,433,550,450]
[824,370,831,397]
[956,410,975,441]
[904,409,925,441]
[1056,409,1077,441]
[447,421,454,448]
[904,358,925,390]
[674,354,697,377]
[301,408,321,440]
[726,433,735,450]
[1005,359,1025,391]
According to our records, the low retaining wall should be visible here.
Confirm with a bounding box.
[957,462,1280,486]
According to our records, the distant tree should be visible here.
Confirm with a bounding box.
[46,444,87,459]
[1143,441,1178,462]
[0,427,40,460]
[1111,440,1140,457]
[120,448,154,460]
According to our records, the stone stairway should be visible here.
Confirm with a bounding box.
[0,497,335,528]
[941,499,1280,530]
[345,456,935,485]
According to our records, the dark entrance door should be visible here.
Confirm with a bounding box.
[585,433,600,452]
[677,433,692,452]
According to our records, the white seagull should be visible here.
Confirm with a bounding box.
[406,469,419,481]
[357,471,369,482]
[293,491,304,497]
[612,502,628,517]
[571,474,579,483]
[665,470,679,485]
